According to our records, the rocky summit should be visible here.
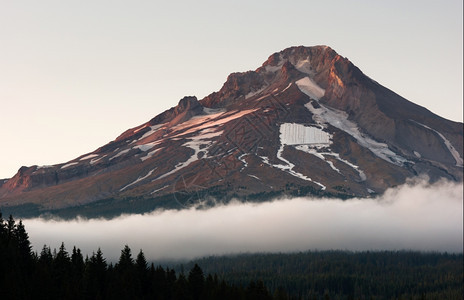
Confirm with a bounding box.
[1,46,462,218]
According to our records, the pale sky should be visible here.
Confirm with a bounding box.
[1,0,462,179]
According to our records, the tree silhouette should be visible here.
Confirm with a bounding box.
[188,263,205,300]
[114,244,138,299]
[84,248,107,299]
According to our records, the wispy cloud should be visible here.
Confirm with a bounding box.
[25,179,463,261]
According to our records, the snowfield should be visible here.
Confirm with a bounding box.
[280,123,330,145]
[297,76,409,167]
[256,123,332,190]
[295,77,325,100]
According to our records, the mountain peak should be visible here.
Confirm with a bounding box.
[201,45,347,109]
[1,45,462,218]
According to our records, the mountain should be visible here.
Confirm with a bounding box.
[1,46,462,218]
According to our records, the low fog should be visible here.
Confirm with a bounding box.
[25,179,463,262]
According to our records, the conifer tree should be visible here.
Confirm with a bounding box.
[39,245,53,266]
[15,220,32,261]
[188,263,205,300]
[70,246,85,295]
[136,249,150,296]
[136,249,148,272]
[71,246,85,274]
[115,245,138,299]
[84,248,107,299]
[117,244,134,270]
[53,242,72,297]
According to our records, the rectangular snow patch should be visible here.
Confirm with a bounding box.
[280,123,330,145]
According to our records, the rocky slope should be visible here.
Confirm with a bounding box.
[1,46,462,217]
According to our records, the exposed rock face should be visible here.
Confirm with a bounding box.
[201,72,266,108]
[1,45,462,217]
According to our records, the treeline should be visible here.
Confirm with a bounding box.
[183,251,463,299]
[0,213,281,299]
[1,213,463,299]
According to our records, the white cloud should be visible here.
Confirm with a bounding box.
[25,179,463,262]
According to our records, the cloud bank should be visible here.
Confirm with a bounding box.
[25,179,463,261]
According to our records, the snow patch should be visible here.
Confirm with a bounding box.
[120,169,157,192]
[295,145,340,174]
[171,112,224,135]
[133,124,148,134]
[264,55,285,73]
[141,148,163,162]
[36,165,53,169]
[412,121,463,167]
[32,165,53,174]
[253,94,270,102]
[414,151,421,158]
[238,153,249,171]
[277,121,367,182]
[280,82,292,93]
[155,131,223,180]
[139,124,165,140]
[295,145,366,181]
[203,107,225,115]
[133,143,156,152]
[156,144,200,180]
[304,100,409,167]
[247,174,260,180]
[260,124,330,190]
[294,59,313,75]
[265,64,282,73]
[109,149,131,160]
[90,155,106,165]
[245,85,268,99]
[260,151,326,191]
[196,130,223,140]
[296,77,325,100]
[79,154,99,161]
[276,144,326,189]
[151,185,168,195]
[61,162,78,169]
[280,123,331,145]
[173,109,258,137]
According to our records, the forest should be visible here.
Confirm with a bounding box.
[0,212,462,299]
